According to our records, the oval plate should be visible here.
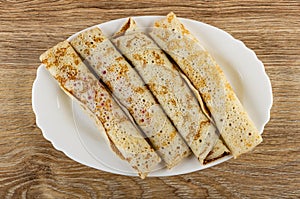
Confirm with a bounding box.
[32,16,273,177]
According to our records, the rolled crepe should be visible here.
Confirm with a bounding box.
[40,41,161,179]
[112,18,219,164]
[150,12,262,158]
[70,27,191,168]
[181,67,231,163]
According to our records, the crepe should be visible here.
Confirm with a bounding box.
[112,18,219,164]
[70,27,191,168]
[181,66,231,162]
[40,41,161,179]
[150,12,262,158]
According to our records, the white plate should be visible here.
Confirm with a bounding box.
[32,16,273,177]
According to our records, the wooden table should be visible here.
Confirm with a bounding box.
[1,1,299,198]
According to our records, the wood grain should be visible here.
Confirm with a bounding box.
[0,0,299,198]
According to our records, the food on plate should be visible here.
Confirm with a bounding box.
[150,12,262,158]
[40,40,161,179]
[70,27,191,168]
[112,18,219,164]
[38,12,264,177]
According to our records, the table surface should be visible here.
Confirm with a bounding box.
[1,0,299,198]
